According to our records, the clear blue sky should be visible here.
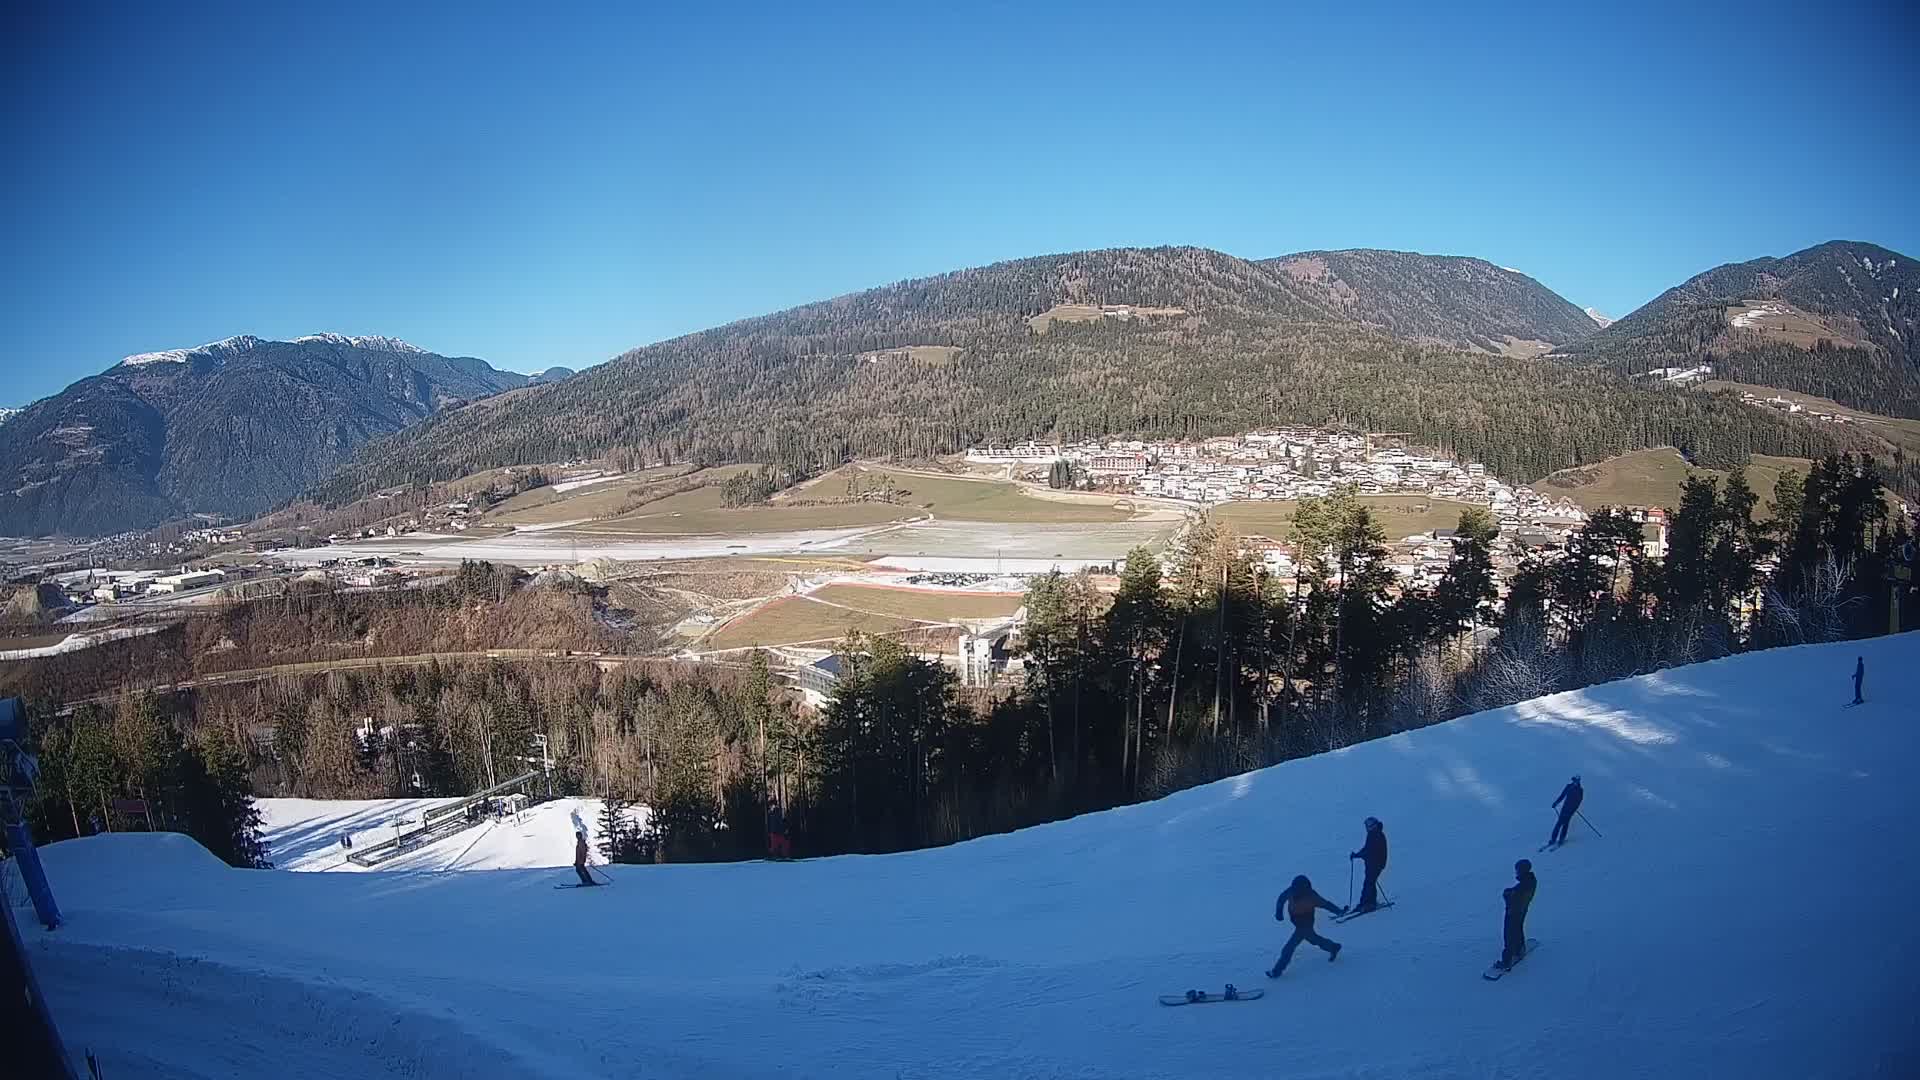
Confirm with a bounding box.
[4,0,1916,405]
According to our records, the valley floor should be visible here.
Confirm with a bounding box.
[21,634,1920,1079]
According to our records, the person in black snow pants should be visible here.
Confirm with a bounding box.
[1267,874,1346,977]
[1548,775,1583,847]
[1499,859,1537,970]
[1349,817,1388,912]
[573,824,597,886]
[1853,656,1865,705]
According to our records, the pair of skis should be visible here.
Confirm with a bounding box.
[1333,900,1395,923]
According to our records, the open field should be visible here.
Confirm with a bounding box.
[811,465,1140,524]
[570,464,1138,537]
[1214,495,1486,540]
[1536,447,1809,515]
[585,499,908,536]
[808,583,1025,621]
[487,465,696,525]
[1704,380,1920,459]
[702,596,923,650]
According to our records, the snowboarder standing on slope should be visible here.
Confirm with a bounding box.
[1547,775,1583,848]
[1853,656,1865,705]
[1498,859,1537,970]
[1267,874,1345,978]
[572,816,597,887]
[1349,817,1388,912]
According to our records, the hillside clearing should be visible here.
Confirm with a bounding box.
[1536,447,1807,514]
[702,596,925,650]
[807,583,1025,621]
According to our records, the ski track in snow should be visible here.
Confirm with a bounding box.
[24,634,1920,1079]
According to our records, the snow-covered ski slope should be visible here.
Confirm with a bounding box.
[259,796,613,872]
[26,635,1920,1079]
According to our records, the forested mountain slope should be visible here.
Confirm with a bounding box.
[1262,249,1600,355]
[1560,241,1920,416]
[319,246,1876,504]
[0,335,533,536]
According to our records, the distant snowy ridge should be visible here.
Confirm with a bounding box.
[1584,306,1613,327]
[0,406,18,426]
[293,333,430,355]
[114,333,437,368]
[117,334,264,367]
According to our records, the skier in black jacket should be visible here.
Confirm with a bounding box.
[1349,817,1388,912]
[1498,859,1537,970]
[1267,874,1345,977]
[1853,656,1866,705]
[572,820,598,886]
[1547,775,1583,847]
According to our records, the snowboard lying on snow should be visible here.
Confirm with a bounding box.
[1482,939,1541,981]
[1159,985,1265,1006]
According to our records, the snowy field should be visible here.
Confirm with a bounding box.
[22,634,1920,1079]
[273,517,1176,570]
[259,796,612,872]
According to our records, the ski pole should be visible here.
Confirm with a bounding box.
[1578,810,1602,838]
[1347,859,1355,908]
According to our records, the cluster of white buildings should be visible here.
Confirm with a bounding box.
[1735,390,1883,429]
[53,567,229,604]
[1050,430,1587,526]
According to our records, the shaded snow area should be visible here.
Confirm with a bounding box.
[260,796,615,872]
[25,635,1920,1079]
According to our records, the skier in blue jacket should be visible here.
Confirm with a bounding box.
[1267,874,1345,977]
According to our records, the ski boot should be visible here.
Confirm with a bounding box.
[1223,983,1240,1001]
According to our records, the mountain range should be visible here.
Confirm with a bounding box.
[0,335,544,536]
[1555,240,1918,415]
[320,241,1908,511]
[9,241,1912,538]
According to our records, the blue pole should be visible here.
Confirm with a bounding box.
[5,822,61,931]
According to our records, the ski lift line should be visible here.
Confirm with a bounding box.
[420,769,542,827]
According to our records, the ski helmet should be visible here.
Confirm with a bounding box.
[1364,816,1381,830]
[1571,774,1581,783]
[1515,858,1532,874]
[1292,874,1311,889]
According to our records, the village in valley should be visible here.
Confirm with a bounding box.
[971,428,1668,586]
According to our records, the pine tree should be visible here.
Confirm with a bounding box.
[183,727,271,868]
[597,795,631,863]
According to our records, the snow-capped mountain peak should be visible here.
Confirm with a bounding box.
[117,335,264,368]
[0,406,20,426]
[293,333,429,355]
[1584,307,1614,328]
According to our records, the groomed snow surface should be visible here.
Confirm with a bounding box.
[23,635,1920,1079]
[260,795,616,873]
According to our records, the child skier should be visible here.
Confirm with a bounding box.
[1349,817,1388,912]
[1498,858,1537,970]
[1547,775,1583,848]
[1267,874,1346,977]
